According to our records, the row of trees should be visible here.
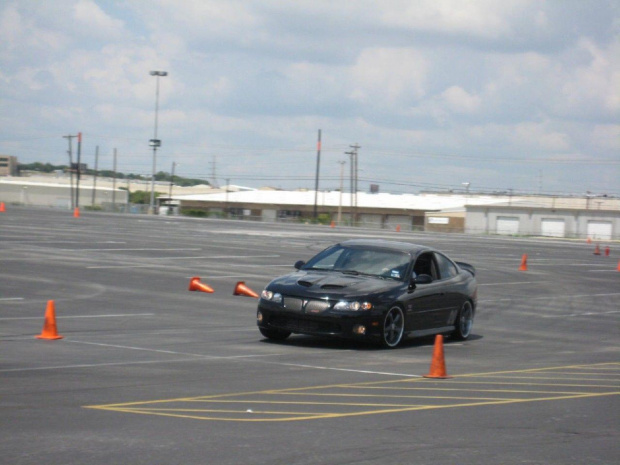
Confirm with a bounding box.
[18,162,209,187]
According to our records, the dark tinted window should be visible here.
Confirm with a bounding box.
[435,253,458,280]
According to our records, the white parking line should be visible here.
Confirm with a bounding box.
[87,254,281,269]
[561,310,620,317]
[479,292,620,303]
[257,360,423,378]
[479,281,542,286]
[0,313,154,320]
[57,248,203,252]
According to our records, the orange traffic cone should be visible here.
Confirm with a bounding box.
[518,254,528,271]
[36,300,64,340]
[604,246,610,257]
[233,281,259,298]
[330,221,335,228]
[423,335,451,379]
[586,237,592,244]
[0,202,5,212]
[593,244,601,255]
[617,260,620,272]
[188,276,214,293]
[73,207,80,218]
[396,225,401,232]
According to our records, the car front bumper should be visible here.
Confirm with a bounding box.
[257,301,385,341]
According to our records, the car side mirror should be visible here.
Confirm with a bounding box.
[416,274,433,284]
[294,260,305,270]
[408,273,433,291]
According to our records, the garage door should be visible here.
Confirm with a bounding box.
[496,216,519,235]
[587,221,612,240]
[358,214,383,229]
[541,219,565,238]
[385,215,411,231]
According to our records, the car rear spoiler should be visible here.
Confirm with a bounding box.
[456,262,475,277]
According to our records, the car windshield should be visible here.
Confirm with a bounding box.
[303,245,410,280]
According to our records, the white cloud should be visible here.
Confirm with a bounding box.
[0,0,618,194]
[73,0,125,39]
[0,3,68,59]
[441,86,481,114]
[349,48,428,105]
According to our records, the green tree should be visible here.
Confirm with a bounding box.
[129,190,158,204]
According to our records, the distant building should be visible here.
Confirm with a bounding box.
[0,155,18,176]
[164,189,620,239]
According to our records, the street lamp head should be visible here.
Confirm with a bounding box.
[150,71,168,76]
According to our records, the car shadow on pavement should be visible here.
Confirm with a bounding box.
[259,333,483,351]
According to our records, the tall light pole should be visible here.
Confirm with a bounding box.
[337,160,345,225]
[149,70,167,214]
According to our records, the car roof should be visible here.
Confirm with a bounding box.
[339,239,433,255]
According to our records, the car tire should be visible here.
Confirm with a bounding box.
[452,301,474,340]
[259,327,291,341]
[381,306,405,348]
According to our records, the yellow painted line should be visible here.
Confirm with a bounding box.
[336,385,599,395]
[84,362,620,422]
[118,407,342,416]
[467,375,620,382]
[451,362,620,378]
[413,380,620,388]
[187,399,429,408]
[87,391,620,422]
[269,392,525,402]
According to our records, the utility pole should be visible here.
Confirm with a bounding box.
[91,145,99,208]
[210,156,218,188]
[126,178,130,213]
[225,178,230,218]
[345,149,354,225]
[112,148,117,209]
[337,160,345,225]
[346,143,360,225]
[313,129,321,221]
[76,132,82,208]
[63,134,77,210]
[169,161,176,199]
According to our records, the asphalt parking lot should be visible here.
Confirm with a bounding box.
[1,206,618,465]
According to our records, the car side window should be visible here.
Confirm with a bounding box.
[413,252,439,280]
[435,253,458,280]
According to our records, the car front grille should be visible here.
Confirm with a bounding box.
[283,297,331,313]
[305,300,330,313]
[283,297,303,311]
[269,316,341,335]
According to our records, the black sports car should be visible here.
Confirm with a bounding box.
[257,239,477,348]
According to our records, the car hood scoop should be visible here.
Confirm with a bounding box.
[271,271,399,298]
[297,274,353,289]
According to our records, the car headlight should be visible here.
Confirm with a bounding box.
[260,290,283,303]
[333,301,373,311]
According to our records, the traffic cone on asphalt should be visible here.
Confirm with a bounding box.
[188,277,214,293]
[593,244,601,255]
[36,300,64,340]
[73,207,80,218]
[604,246,610,257]
[233,281,259,298]
[518,254,528,271]
[424,335,451,379]
[0,202,5,212]
[617,260,620,272]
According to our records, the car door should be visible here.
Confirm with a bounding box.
[430,252,464,327]
[403,252,445,331]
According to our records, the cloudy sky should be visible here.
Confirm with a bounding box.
[1,0,618,195]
